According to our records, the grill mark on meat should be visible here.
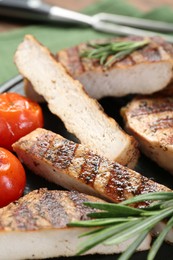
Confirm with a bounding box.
[140,45,162,62]
[0,189,105,232]
[105,164,131,202]
[78,151,101,186]
[13,202,37,230]
[66,46,85,77]
[121,94,173,174]
[11,190,69,230]
[137,176,153,195]
[130,99,173,117]
[105,41,162,66]
[31,132,55,158]
[149,117,173,132]
[13,129,170,204]
[116,56,134,67]
[57,36,173,74]
[117,55,135,67]
[69,191,97,220]
[80,48,101,73]
[45,137,77,170]
[38,191,69,228]
[134,176,158,207]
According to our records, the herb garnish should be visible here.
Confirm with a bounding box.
[80,39,150,67]
[68,191,173,260]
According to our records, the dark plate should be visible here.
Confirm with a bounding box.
[1,77,173,260]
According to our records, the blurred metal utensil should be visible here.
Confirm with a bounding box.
[0,0,173,42]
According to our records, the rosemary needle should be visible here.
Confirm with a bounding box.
[118,230,149,260]
[68,191,173,260]
[80,39,150,67]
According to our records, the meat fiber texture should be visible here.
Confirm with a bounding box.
[14,35,139,168]
[121,95,173,174]
[0,189,151,259]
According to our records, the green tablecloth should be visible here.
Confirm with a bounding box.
[0,0,173,84]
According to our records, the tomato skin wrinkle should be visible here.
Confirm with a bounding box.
[0,92,43,150]
[0,148,26,208]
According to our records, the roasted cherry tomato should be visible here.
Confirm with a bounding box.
[0,147,26,207]
[0,92,43,150]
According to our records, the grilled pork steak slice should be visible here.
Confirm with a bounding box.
[13,128,170,204]
[14,35,138,168]
[121,96,173,174]
[0,189,151,260]
[24,37,173,102]
[56,36,173,99]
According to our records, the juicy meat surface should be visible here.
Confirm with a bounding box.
[56,36,173,99]
[13,128,170,204]
[14,34,139,168]
[0,189,151,259]
[121,95,173,174]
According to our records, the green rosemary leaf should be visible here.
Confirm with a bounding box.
[111,41,134,50]
[105,49,133,67]
[100,54,108,65]
[87,212,124,218]
[78,227,104,238]
[87,211,142,219]
[83,202,145,216]
[80,39,150,67]
[120,192,173,205]
[147,216,173,260]
[118,230,150,260]
[76,220,141,255]
[144,202,162,211]
[105,207,173,246]
[68,217,138,227]
[68,191,173,259]
[161,198,173,209]
[141,211,159,217]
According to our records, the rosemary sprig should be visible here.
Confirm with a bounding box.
[80,39,150,67]
[68,191,173,260]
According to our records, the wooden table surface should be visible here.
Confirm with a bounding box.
[0,0,173,32]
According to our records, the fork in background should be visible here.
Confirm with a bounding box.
[0,0,173,42]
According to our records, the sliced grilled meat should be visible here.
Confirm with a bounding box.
[13,128,170,204]
[121,95,173,174]
[56,36,173,99]
[0,189,151,260]
[14,35,139,168]
[24,36,173,101]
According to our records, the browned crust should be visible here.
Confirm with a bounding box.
[0,189,102,231]
[121,95,173,172]
[125,97,173,118]
[122,96,173,135]
[13,129,170,205]
[56,36,173,79]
